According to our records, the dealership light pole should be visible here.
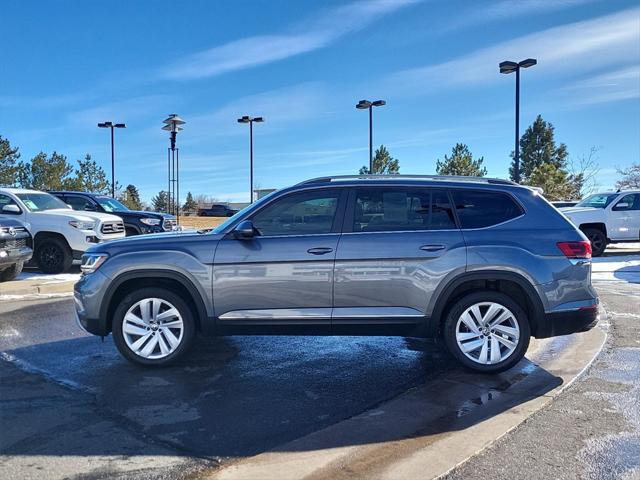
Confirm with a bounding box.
[162,114,185,221]
[237,115,264,203]
[355,99,385,174]
[97,121,126,197]
[499,58,536,183]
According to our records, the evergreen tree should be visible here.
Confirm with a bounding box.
[183,191,197,212]
[436,143,487,177]
[510,115,568,182]
[0,136,20,186]
[120,184,142,210]
[529,163,581,201]
[359,145,400,174]
[73,154,110,194]
[17,151,76,190]
[151,190,170,212]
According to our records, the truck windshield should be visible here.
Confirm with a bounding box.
[575,194,618,209]
[96,197,130,212]
[17,193,69,212]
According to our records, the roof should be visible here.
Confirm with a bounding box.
[0,187,45,194]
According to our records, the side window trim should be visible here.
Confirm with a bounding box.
[246,187,348,237]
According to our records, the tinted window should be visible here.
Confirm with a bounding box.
[252,190,340,236]
[65,195,95,211]
[353,188,456,232]
[451,190,523,229]
[613,194,640,211]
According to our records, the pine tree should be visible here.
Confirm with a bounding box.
[120,184,142,210]
[73,154,110,194]
[359,145,400,174]
[17,152,76,190]
[510,115,568,182]
[183,191,197,212]
[0,136,20,186]
[436,144,487,177]
[151,190,171,212]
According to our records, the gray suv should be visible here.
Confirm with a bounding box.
[74,175,599,373]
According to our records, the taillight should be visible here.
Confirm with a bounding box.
[557,241,592,259]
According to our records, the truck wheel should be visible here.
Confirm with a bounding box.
[36,237,73,274]
[0,261,24,281]
[583,228,607,257]
[112,287,196,367]
[443,291,531,374]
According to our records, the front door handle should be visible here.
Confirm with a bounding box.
[307,247,334,255]
[420,244,446,252]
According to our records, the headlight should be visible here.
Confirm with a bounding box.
[69,220,96,230]
[140,217,162,226]
[80,253,109,274]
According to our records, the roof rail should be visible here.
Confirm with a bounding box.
[296,174,517,186]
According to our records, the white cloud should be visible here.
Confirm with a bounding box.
[471,0,601,23]
[389,7,640,93]
[161,0,419,80]
[67,95,174,127]
[563,66,640,105]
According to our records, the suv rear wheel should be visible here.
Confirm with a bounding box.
[443,291,531,373]
[112,287,195,366]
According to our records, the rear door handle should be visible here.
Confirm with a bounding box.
[307,247,334,255]
[420,244,446,252]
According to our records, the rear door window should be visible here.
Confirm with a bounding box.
[450,190,523,229]
[353,188,456,232]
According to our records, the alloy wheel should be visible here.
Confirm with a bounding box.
[455,302,520,365]
[122,298,184,359]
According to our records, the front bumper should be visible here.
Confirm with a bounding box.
[74,270,111,336]
[0,246,33,269]
[537,305,599,338]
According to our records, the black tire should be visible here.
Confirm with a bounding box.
[583,227,607,257]
[443,291,531,374]
[0,261,24,281]
[35,237,73,274]
[112,287,196,367]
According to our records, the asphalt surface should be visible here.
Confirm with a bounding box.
[446,276,640,480]
[0,251,637,480]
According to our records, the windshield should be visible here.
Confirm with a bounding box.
[575,193,619,209]
[212,191,278,233]
[17,193,69,212]
[95,197,130,212]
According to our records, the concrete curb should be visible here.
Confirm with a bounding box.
[0,279,76,299]
[205,322,607,480]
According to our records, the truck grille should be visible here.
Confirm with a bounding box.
[0,238,29,250]
[0,226,27,235]
[101,221,125,234]
[163,218,177,231]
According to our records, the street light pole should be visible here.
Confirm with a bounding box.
[499,58,536,184]
[162,114,186,221]
[356,99,386,174]
[237,116,264,203]
[97,121,126,197]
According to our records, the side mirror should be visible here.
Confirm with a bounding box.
[1,204,21,214]
[233,220,255,239]
[613,202,629,211]
[65,204,73,210]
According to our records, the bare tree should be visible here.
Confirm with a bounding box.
[569,146,601,198]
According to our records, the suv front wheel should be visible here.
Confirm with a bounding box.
[112,287,196,366]
[443,291,531,373]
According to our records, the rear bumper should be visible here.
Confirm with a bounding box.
[536,305,599,338]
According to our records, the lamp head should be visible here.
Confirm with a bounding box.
[499,61,518,74]
[356,100,372,109]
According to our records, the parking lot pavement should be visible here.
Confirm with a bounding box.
[0,249,636,480]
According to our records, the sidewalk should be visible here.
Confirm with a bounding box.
[0,271,79,299]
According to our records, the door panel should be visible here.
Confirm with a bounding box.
[609,194,640,240]
[333,187,466,325]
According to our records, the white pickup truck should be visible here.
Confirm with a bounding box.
[0,188,126,273]
[560,190,640,256]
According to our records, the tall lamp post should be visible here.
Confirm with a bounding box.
[161,114,185,222]
[499,58,537,183]
[97,121,126,197]
[237,115,264,203]
[355,99,385,174]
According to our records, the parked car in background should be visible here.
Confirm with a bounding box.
[50,191,177,236]
[0,218,33,281]
[551,200,578,208]
[0,188,125,273]
[560,190,640,256]
[198,204,238,217]
[75,175,598,373]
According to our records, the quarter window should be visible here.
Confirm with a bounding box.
[252,190,340,236]
[353,188,456,232]
[451,190,523,229]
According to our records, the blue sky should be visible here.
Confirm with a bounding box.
[2,0,639,203]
